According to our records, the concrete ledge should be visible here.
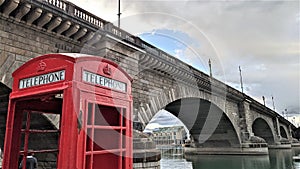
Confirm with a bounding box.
[292,143,300,147]
[268,144,292,149]
[133,139,156,150]
[133,149,161,163]
[184,147,269,155]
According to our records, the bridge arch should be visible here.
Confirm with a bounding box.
[133,68,241,147]
[0,83,11,148]
[135,81,228,125]
[252,117,275,145]
[280,125,288,139]
[152,97,241,148]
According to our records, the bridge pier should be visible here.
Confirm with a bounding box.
[238,99,253,143]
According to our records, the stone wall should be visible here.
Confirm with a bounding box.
[0,15,82,88]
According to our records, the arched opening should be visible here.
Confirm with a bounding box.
[163,98,240,148]
[144,110,189,146]
[252,118,275,145]
[280,126,288,139]
[294,128,300,140]
[0,83,11,148]
[291,130,296,138]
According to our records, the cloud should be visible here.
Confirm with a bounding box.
[68,0,300,115]
[125,1,300,113]
[144,110,188,132]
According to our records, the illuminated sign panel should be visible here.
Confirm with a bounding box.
[82,70,126,92]
[19,70,65,89]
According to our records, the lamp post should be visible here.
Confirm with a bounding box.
[271,95,275,111]
[209,59,212,77]
[239,66,244,93]
[285,109,288,119]
[117,0,121,28]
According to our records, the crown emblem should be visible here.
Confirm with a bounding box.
[103,64,112,75]
[37,61,47,71]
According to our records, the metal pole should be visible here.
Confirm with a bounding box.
[209,59,212,77]
[117,0,121,28]
[239,66,244,93]
[285,109,288,118]
[272,95,275,111]
[262,96,265,106]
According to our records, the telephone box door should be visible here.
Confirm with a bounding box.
[80,92,132,169]
[4,92,63,169]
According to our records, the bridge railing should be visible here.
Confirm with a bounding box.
[43,1,187,61]
[42,0,202,73]
[73,6,105,29]
[44,0,106,29]
[44,0,67,11]
[41,0,253,100]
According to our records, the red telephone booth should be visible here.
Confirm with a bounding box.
[2,53,133,169]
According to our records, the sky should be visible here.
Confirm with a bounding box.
[143,110,188,132]
[68,0,300,127]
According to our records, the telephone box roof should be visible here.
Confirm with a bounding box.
[13,53,132,82]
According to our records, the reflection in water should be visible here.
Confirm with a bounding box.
[161,148,300,169]
[269,149,293,169]
[294,157,300,169]
[185,154,270,169]
[161,157,193,169]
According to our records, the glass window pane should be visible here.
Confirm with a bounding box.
[87,103,93,125]
[94,105,120,126]
[93,129,121,151]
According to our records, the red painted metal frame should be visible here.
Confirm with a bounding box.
[2,53,133,169]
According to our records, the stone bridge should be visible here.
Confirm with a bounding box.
[0,0,298,156]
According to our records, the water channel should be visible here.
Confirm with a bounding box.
[161,148,300,169]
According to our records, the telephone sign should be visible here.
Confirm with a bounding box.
[19,70,65,89]
[82,70,126,92]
